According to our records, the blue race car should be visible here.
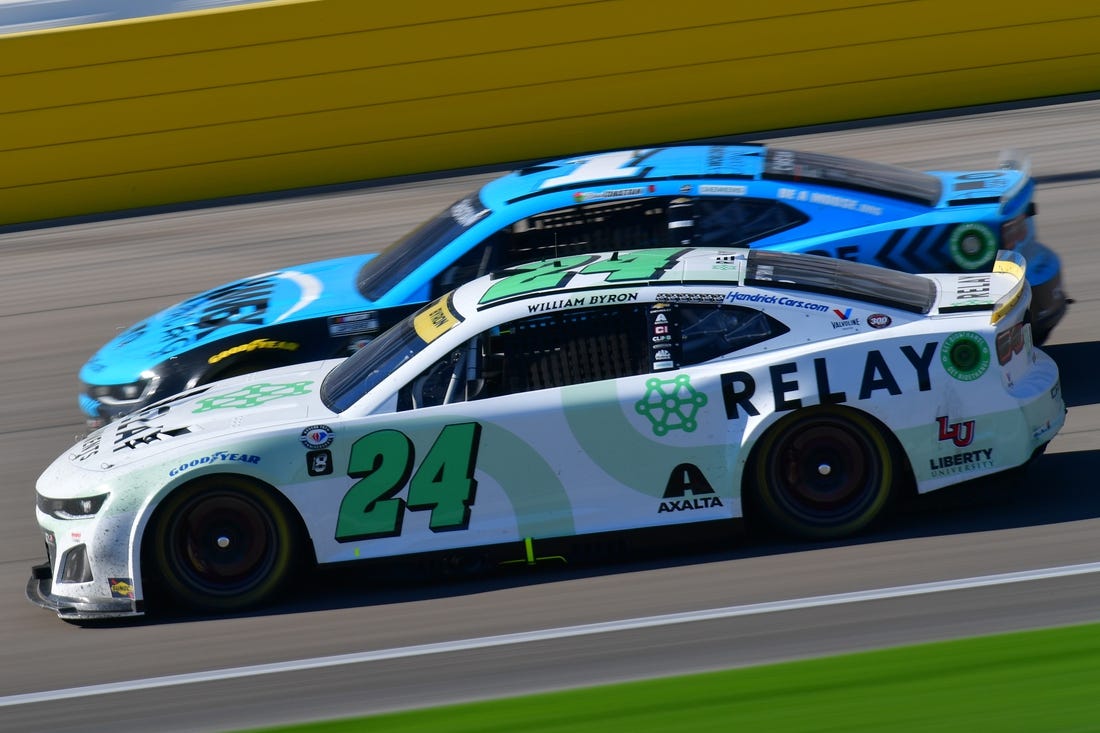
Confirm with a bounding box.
[80,145,1067,426]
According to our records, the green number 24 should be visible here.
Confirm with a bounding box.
[478,248,688,304]
[335,422,481,542]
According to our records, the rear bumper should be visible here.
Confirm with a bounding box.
[1023,242,1069,342]
[1029,274,1069,344]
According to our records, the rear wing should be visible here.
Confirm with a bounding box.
[998,149,1033,210]
[990,249,1027,325]
[936,250,1026,321]
[998,149,1032,178]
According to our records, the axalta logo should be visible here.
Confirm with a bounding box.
[658,463,724,513]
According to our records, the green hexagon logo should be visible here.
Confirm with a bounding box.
[634,374,708,436]
[193,381,313,413]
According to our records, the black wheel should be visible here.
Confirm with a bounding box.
[147,476,300,613]
[751,408,896,540]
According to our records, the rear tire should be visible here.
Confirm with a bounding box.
[147,476,300,613]
[751,407,896,540]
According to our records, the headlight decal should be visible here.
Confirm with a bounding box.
[37,492,109,520]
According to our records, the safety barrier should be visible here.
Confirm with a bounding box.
[0,0,1096,225]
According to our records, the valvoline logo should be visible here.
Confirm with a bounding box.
[830,308,861,330]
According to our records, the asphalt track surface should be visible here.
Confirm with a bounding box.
[1,99,1098,733]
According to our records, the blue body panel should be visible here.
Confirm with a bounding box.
[82,254,379,385]
[79,144,1066,423]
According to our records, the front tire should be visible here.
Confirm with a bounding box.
[147,476,300,613]
[751,407,896,540]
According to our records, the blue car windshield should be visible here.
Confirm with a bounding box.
[357,192,490,301]
[320,311,429,412]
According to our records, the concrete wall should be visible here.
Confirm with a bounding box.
[1,0,1097,225]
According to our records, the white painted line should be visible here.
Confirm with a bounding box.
[4,560,1100,708]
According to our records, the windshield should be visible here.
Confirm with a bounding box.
[320,313,428,412]
[357,192,490,301]
[320,294,465,412]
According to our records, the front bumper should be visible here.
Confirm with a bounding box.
[80,367,173,427]
[27,507,146,620]
[79,390,150,429]
[27,559,143,620]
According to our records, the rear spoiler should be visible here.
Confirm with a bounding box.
[998,149,1032,210]
[991,249,1027,324]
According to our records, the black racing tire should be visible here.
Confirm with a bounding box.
[147,475,301,613]
[750,407,897,540]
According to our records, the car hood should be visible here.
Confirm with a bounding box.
[80,253,377,384]
[67,360,338,473]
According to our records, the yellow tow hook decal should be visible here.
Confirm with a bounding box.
[500,537,566,566]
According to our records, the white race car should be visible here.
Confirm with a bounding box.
[29,247,1064,619]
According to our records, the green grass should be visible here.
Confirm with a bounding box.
[241,622,1100,732]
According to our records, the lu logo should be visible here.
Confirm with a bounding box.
[936,416,975,447]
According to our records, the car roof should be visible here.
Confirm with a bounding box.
[477,145,944,208]
[451,247,938,317]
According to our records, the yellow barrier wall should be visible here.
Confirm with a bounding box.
[0,0,1097,225]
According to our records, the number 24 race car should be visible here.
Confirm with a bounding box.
[78,145,1068,427]
[30,247,1064,619]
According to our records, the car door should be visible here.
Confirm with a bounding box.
[305,295,788,564]
[388,299,757,546]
